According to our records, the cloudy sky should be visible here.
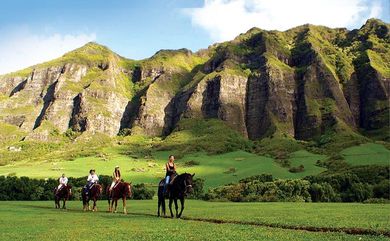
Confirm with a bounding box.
[0,0,388,75]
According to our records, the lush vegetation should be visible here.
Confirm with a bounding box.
[205,165,390,202]
[0,200,388,241]
[0,175,154,201]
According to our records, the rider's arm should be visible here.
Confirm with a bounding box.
[173,163,176,172]
[87,174,92,182]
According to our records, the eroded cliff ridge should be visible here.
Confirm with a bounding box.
[1,19,389,141]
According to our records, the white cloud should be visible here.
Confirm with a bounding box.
[0,29,96,75]
[185,0,384,41]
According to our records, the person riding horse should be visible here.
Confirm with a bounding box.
[163,155,176,194]
[109,166,121,196]
[84,169,99,195]
[56,173,68,194]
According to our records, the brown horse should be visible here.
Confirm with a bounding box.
[107,182,132,214]
[82,183,102,211]
[54,185,72,209]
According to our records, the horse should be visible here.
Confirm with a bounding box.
[82,183,102,212]
[107,182,132,214]
[54,185,72,209]
[157,173,194,218]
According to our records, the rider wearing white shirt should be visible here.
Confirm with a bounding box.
[85,169,99,194]
[57,173,68,191]
[87,173,99,183]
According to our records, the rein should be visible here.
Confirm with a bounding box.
[183,179,192,194]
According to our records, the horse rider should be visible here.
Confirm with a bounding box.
[109,166,121,193]
[85,169,99,195]
[57,173,68,193]
[163,155,176,194]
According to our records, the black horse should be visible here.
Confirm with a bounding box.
[157,173,194,218]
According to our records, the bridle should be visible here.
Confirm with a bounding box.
[184,179,192,193]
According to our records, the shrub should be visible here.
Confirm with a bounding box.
[188,178,205,199]
[309,182,339,202]
[132,183,155,200]
[373,180,390,199]
[205,176,311,202]
[184,160,200,167]
[344,183,373,202]
[289,164,305,173]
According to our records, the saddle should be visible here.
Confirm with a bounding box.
[55,185,64,194]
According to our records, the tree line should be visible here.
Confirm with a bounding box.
[0,175,154,201]
[0,165,388,203]
[203,165,390,202]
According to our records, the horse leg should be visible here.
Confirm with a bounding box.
[108,198,111,212]
[62,198,66,209]
[157,197,161,217]
[123,197,127,214]
[178,197,184,218]
[169,198,174,218]
[114,199,118,213]
[174,198,179,218]
[162,198,166,217]
[110,198,114,213]
[93,198,97,212]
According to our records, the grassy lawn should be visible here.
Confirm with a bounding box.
[0,200,388,241]
[0,149,329,189]
[0,142,388,189]
[288,150,327,177]
[341,143,390,166]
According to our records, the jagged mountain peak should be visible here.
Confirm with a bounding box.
[359,18,390,38]
[0,20,389,143]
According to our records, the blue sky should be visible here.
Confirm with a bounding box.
[0,0,388,74]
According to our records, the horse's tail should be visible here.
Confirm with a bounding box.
[128,183,132,198]
[157,179,164,200]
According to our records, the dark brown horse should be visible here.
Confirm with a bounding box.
[54,185,72,209]
[107,182,132,214]
[82,183,102,211]
[157,173,194,218]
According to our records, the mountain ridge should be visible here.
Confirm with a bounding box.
[0,18,389,145]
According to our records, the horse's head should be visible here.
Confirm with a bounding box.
[184,173,195,194]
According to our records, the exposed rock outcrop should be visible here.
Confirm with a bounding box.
[0,19,389,141]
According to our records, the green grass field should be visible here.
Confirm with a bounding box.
[0,149,329,189]
[341,143,390,166]
[1,142,388,189]
[0,200,388,241]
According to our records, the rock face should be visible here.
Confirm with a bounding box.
[0,19,389,141]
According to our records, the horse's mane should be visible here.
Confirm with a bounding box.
[171,173,191,191]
